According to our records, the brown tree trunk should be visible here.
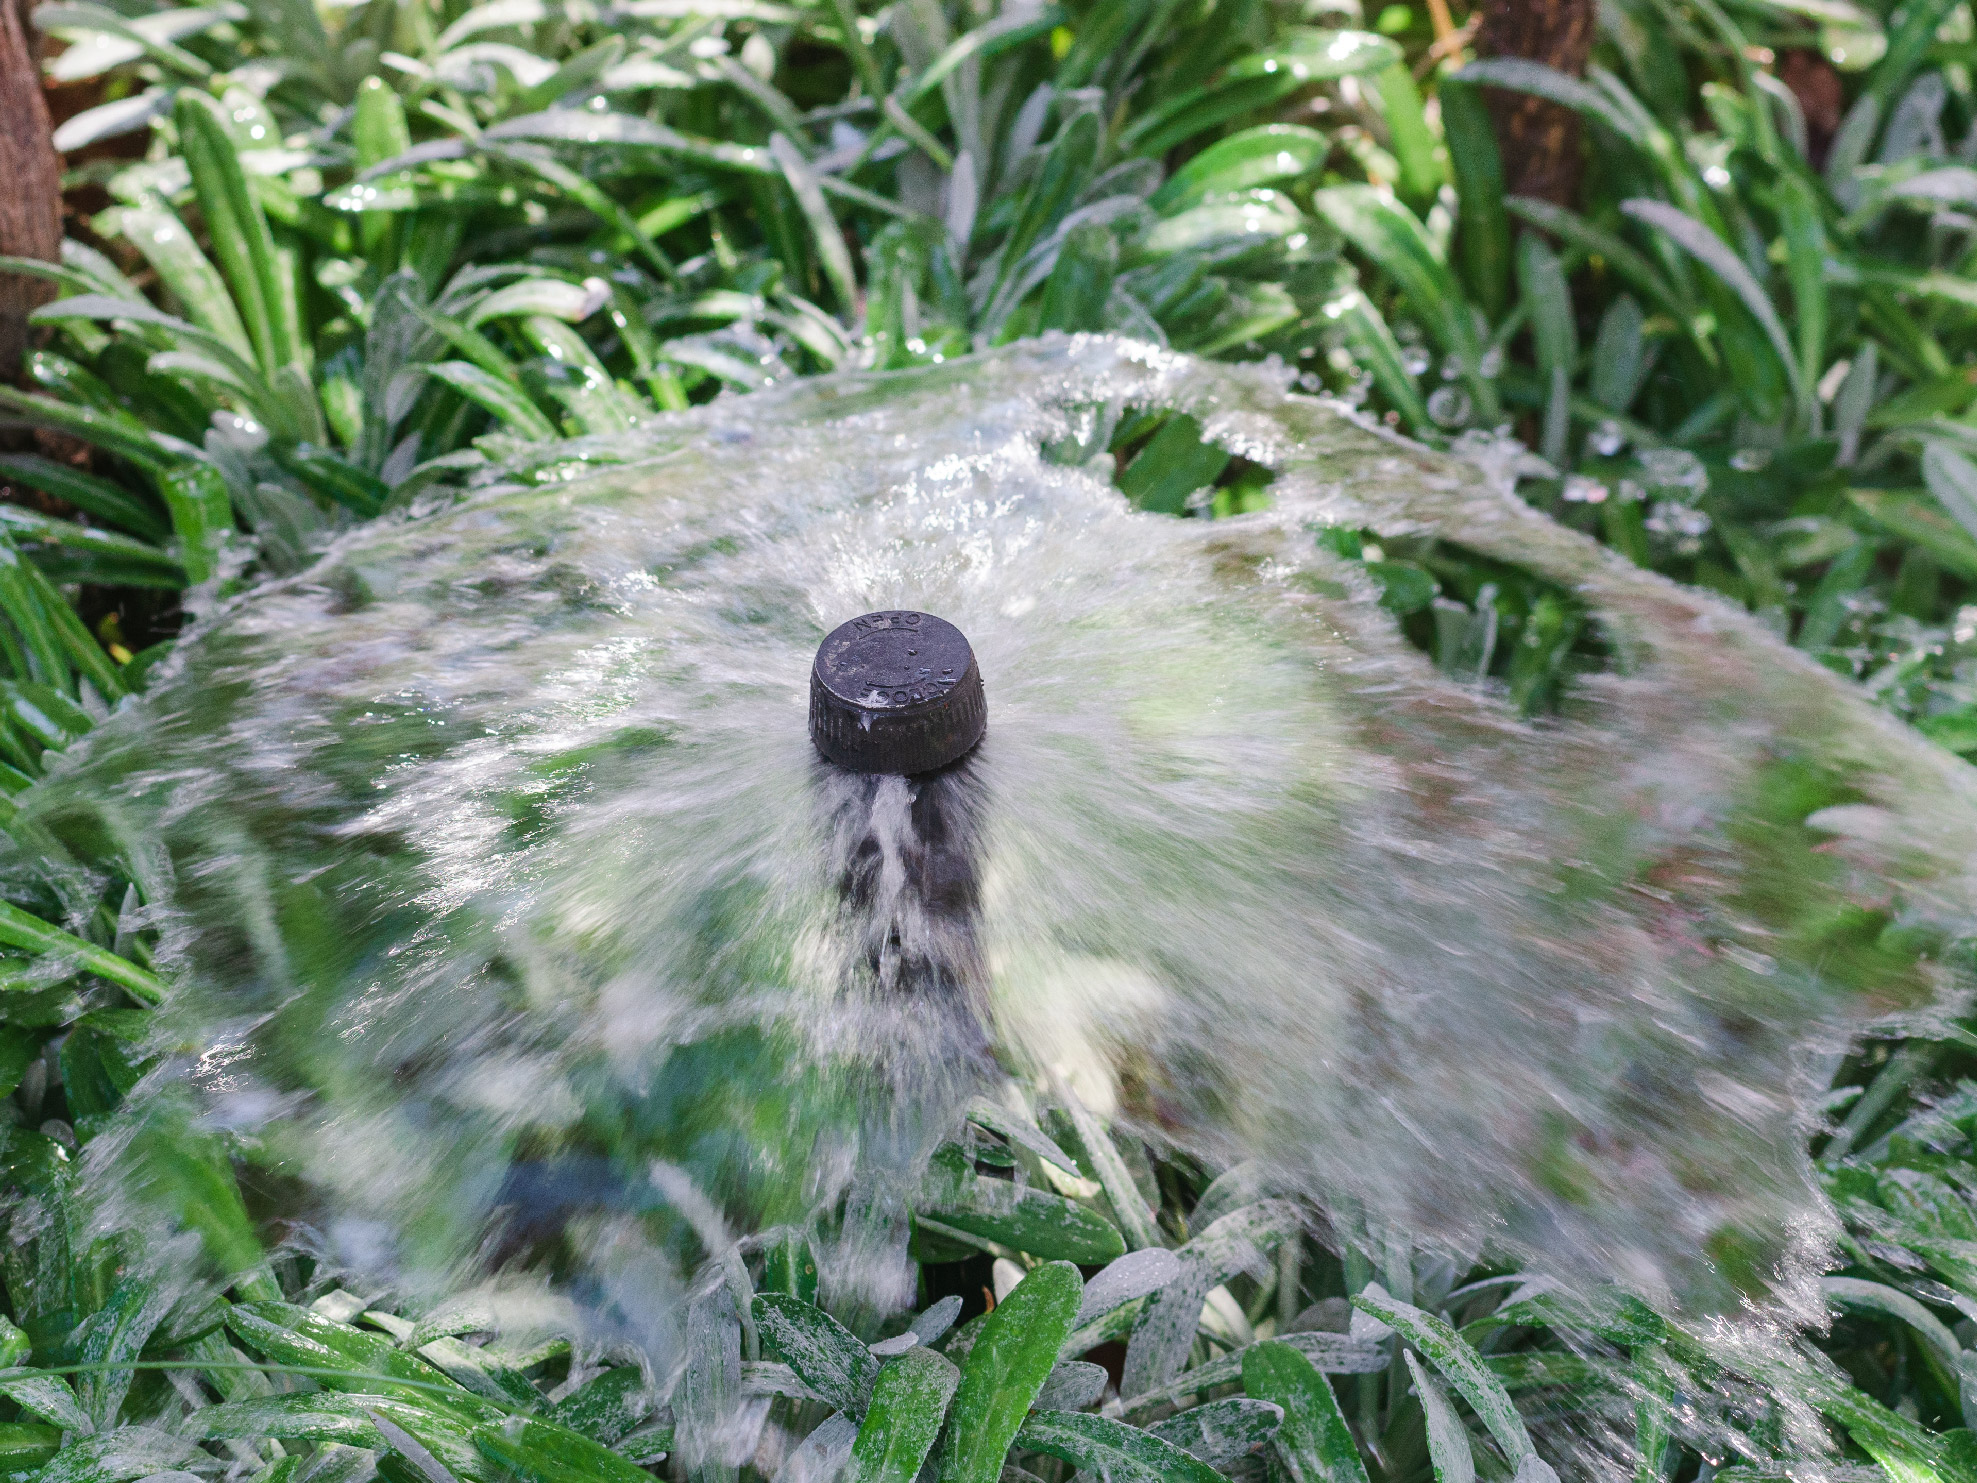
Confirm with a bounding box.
[0,0,60,381]
[1475,0,1597,207]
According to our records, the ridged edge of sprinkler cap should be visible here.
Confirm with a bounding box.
[810,610,986,775]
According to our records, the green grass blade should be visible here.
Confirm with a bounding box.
[472,1416,656,1483]
[0,538,74,696]
[905,8,1062,105]
[751,1294,879,1417]
[1866,0,1962,116]
[1501,198,1685,325]
[1149,125,1329,214]
[1241,1340,1369,1483]
[174,90,297,376]
[965,1098,1081,1179]
[823,0,884,98]
[1922,444,1977,546]
[920,1164,1126,1263]
[1117,415,1229,515]
[1350,1288,1534,1466]
[1619,198,1809,424]
[1517,234,1576,466]
[0,386,172,472]
[1440,79,1509,322]
[1330,285,1433,433]
[938,1263,1081,1483]
[1456,58,1641,141]
[0,254,137,301]
[1376,63,1443,213]
[20,559,128,699]
[1121,73,1312,159]
[353,76,412,262]
[1017,1411,1225,1483]
[1772,174,1829,419]
[1313,186,1490,414]
[485,112,776,178]
[769,135,859,317]
[1631,1346,1671,1483]
[487,145,678,286]
[1146,1398,1282,1465]
[420,362,558,441]
[154,461,235,586]
[1056,1085,1160,1250]
[997,110,1101,299]
[0,455,168,540]
[846,1347,960,1483]
[1404,1353,1474,1483]
[0,900,163,1005]
[109,201,251,357]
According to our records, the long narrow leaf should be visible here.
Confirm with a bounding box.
[1620,198,1810,423]
[0,900,163,1005]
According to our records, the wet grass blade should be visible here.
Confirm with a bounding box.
[489,145,678,286]
[1619,199,1810,426]
[0,536,79,695]
[421,363,557,441]
[965,1098,1081,1179]
[938,1263,1081,1483]
[0,1375,88,1434]
[1117,415,1229,515]
[1241,1341,1368,1483]
[1376,63,1442,213]
[752,1294,880,1417]
[1056,1086,1160,1251]
[1145,1397,1282,1465]
[769,136,858,317]
[1151,125,1330,214]
[174,91,297,376]
[1456,58,1641,142]
[1772,174,1829,417]
[845,1346,959,1483]
[1314,186,1491,415]
[471,1416,658,1483]
[918,1174,1126,1266]
[20,558,128,698]
[1124,1203,1300,1397]
[0,387,171,472]
[116,201,253,362]
[1075,1249,1181,1329]
[153,462,234,586]
[1517,234,1576,466]
[1440,80,1508,322]
[1017,1411,1226,1483]
[1350,1288,1534,1468]
[1501,198,1684,325]
[0,901,162,1005]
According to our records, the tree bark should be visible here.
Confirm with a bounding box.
[1474,0,1597,207]
[0,0,61,381]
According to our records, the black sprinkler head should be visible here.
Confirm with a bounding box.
[809,610,987,775]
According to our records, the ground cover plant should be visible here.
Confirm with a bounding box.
[7,0,1977,1478]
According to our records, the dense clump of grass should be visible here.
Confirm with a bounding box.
[3,0,1977,1479]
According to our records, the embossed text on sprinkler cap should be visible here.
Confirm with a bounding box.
[809,611,987,775]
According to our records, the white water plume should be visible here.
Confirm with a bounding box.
[30,336,1977,1335]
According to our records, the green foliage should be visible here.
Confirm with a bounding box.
[5,0,1977,1479]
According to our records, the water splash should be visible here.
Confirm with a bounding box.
[31,337,1977,1338]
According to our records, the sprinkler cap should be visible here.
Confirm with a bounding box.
[810,611,987,775]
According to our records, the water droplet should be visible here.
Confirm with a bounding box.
[1587,419,1627,458]
[1562,474,1609,504]
[1427,386,1472,429]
